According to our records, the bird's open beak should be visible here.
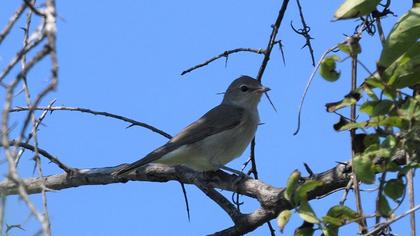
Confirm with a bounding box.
[255,86,271,93]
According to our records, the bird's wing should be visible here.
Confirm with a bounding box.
[113,104,244,176]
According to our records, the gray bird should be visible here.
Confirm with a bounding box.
[114,75,269,176]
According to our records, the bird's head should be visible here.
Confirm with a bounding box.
[222,75,270,110]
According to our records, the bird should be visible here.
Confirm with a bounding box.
[114,75,269,176]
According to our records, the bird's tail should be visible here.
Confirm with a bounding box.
[112,156,158,176]
[112,145,172,176]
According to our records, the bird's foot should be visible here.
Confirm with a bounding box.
[220,166,251,180]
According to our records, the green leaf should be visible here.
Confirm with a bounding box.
[399,96,420,121]
[322,215,343,227]
[294,222,315,236]
[320,55,341,82]
[364,146,392,160]
[297,201,320,224]
[339,116,406,131]
[363,134,380,148]
[364,76,397,99]
[364,76,386,89]
[381,135,397,149]
[326,92,360,112]
[375,116,405,128]
[326,97,357,112]
[277,210,292,232]
[285,170,301,203]
[353,154,375,184]
[339,121,368,130]
[372,100,394,116]
[324,205,359,227]
[327,205,359,220]
[400,162,420,175]
[379,6,420,68]
[294,180,323,203]
[384,42,420,89]
[360,101,379,115]
[386,162,401,172]
[384,178,405,201]
[361,83,379,100]
[338,36,362,56]
[333,116,349,131]
[378,194,392,218]
[322,226,339,236]
[334,0,381,20]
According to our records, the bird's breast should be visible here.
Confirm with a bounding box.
[194,109,259,168]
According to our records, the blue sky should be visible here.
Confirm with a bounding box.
[2,0,418,235]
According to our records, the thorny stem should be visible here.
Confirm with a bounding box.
[256,0,290,82]
[350,51,367,234]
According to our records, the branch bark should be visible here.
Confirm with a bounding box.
[1,149,407,235]
[0,159,353,235]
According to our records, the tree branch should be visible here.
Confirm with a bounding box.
[0,157,380,235]
[256,0,290,82]
[0,3,26,45]
[10,106,173,139]
[2,149,406,235]
[181,48,265,76]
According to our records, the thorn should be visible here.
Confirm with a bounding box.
[303,162,314,177]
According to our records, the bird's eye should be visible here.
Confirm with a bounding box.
[240,85,249,92]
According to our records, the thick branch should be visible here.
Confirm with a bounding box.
[0,161,348,235]
[0,151,406,235]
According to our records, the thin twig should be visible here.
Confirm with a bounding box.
[6,141,74,174]
[247,138,259,179]
[1,42,51,219]
[293,46,337,135]
[23,0,45,17]
[357,59,374,77]
[372,9,386,46]
[0,33,46,82]
[406,153,416,236]
[0,196,5,235]
[181,48,265,75]
[292,0,315,66]
[10,106,173,139]
[13,45,52,151]
[375,172,387,224]
[365,205,420,236]
[256,0,290,82]
[0,3,27,45]
[15,3,37,166]
[19,7,50,232]
[15,99,56,166]
[350,43,367,234]
[339,179,353,205]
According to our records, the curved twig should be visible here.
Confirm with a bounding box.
[10,106,173,139]
[293,46,337,135]
[5,141,74,173]
[181,48,265,75]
